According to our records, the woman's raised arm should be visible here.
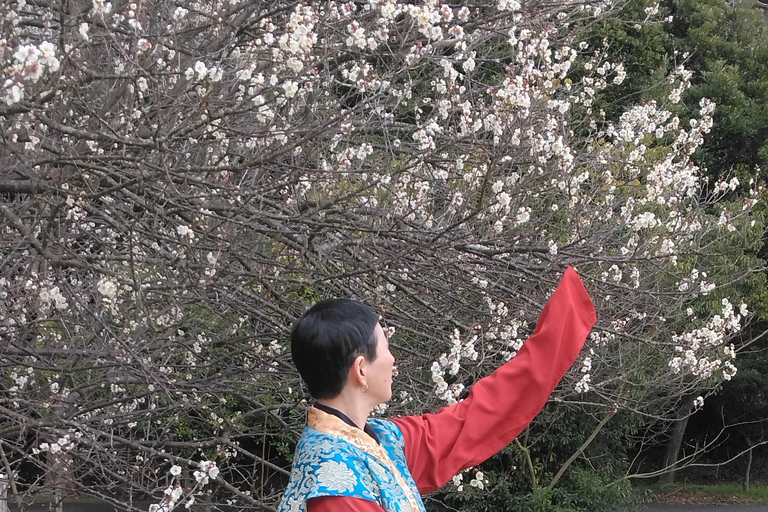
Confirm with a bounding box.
[392,267,597,494]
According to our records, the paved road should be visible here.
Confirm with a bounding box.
[643,506,768,511]
[10,502,766,512]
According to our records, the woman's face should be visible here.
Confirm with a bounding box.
[366,323,395,404]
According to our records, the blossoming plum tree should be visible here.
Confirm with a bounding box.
[0,0,764,510]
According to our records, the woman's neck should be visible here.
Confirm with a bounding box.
[317,393,372,430]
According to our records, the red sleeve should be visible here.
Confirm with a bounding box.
[392,267,597,494]
[307,496,385,512]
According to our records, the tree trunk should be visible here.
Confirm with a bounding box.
[0,474,9,512]
[660,400,695,484]
[743,444,753,492]
[45,449,75,511]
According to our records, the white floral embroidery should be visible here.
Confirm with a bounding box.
[316,460,357,493]
[278,420,425,512]
[286,497,303,512]
[369,459,388,482]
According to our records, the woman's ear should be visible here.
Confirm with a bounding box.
[348,354,367,388]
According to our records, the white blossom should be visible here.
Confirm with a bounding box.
[173,7,188,20]
[92,0,112,14]
[97,279,118,299]
[194,61,208,80]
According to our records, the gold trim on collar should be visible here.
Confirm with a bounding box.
[308,407,419,512]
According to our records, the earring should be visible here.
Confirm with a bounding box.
[362,384,368,393]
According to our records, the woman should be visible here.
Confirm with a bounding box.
[278,267,597,512]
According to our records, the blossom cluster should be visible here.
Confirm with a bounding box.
[149,462,220,512]
[451,467,486,492]
[32,434,79,455]
[0,0,764,507]
[668,298,745,381]
[2,41,59,105]
[430,329,478,404]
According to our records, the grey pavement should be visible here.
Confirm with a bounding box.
[642,506,768,511]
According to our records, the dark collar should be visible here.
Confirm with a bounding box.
[313,402,381,444]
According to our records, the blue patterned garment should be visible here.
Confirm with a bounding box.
[277,408,426,512]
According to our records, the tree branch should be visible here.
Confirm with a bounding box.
[547,405,618,490]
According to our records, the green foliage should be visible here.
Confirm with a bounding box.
[672,0,768,177]
[431,405,647,511]
[561,468,642,512]
[433,468,643,512]
[648,483,768,503]
[583,0,768,179]
[686,332,768,462]
[584,0,675,118]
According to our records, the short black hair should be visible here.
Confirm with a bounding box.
[290,299,379,399]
